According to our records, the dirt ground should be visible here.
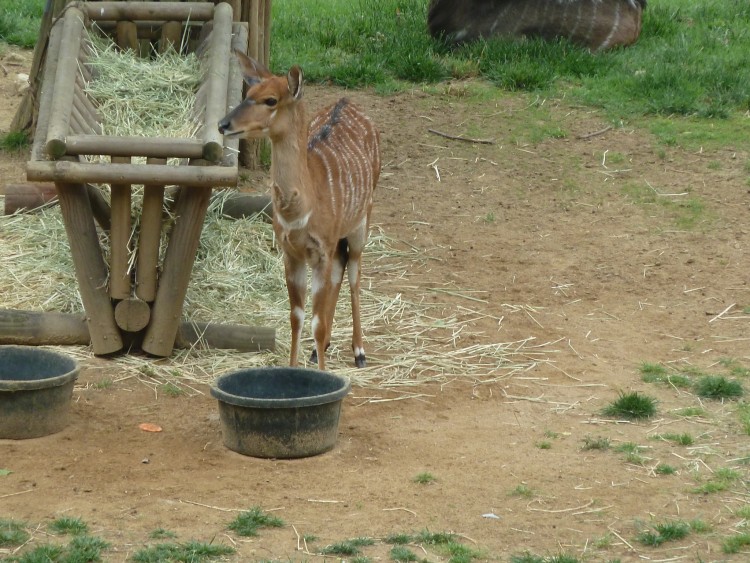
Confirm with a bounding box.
[1,45,749,562]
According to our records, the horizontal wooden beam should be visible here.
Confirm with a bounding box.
[65,135,205,159]
[81,1,216,22]
[28,160,238,188]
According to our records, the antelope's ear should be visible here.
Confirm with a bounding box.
[234,49,272,86]
[287,66,303,101]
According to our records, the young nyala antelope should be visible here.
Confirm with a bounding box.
[218,51,381,370]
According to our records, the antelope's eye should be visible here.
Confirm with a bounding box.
[264,98,278,107]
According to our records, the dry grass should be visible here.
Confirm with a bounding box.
[0,198,556,392]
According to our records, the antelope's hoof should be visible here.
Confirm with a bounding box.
[310,343,330,365]
[355,354,366,368]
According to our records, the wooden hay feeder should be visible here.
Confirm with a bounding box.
[26,1,264,357]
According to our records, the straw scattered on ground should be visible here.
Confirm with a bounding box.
[0,198,557,391]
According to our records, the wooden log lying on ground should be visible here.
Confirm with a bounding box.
[0,309,275,353]
[213,191,272,221]
[4,182,111,231]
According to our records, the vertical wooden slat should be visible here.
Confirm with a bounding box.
[263,0,272,66]
[115,20,139,51]
[249,0,260,60]
[203,2,233,162]
[110,156,132,300]
[135,157,167,302]
[160,21,182,53]
[55,180,123,355]
[142,179,212,357]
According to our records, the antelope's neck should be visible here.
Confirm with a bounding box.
[270,104,313,226]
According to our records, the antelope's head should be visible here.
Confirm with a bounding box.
[218,50,303,140]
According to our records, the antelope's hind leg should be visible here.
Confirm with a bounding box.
[347,225,368,368]
[310,238,348,366]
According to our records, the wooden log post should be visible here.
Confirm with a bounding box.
[202,2,233,162]
[0,309,274,352]
[142,180,213,356]
[135,157,167,302]
[222,22,248,168]
[55,179,123,355]
[109,156,132,300]
[159,21,182,53]
[115,20,139,52]
[29,19,63,164]
[45,6,85,159]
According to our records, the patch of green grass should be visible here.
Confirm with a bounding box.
[0,131,30,152]
[615,442,648,465]
[320,537,375,556]
[149,528,178,540]
[49,517,88,536]
[655,464,677,475]
[6,544,65,562]
[737,403,750,435]
[693,467,742,494]
[581,436,610,451]
[227,506,284,537]
[0,0,42,48]
[536,441,552,450]
[510,554,581,563]
[413,472,437,484]
[10,534,110,563]
[415,530,455,546]
[694,376,743,399]
[602,392,657,420]
[674,406,707,418]
[390,545,418,561]
[734,505,750,519]
[161,382,184,397]
[650,432,694,446]
[509,484,534,498]
[640,362,692,388]
[636,520,691,546]
[131,541,234,562]
[385,533,413,545]
[689,519,712,533]
[0,518,29,547]
[723,532,750,554]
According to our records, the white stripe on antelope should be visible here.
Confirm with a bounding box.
[218,51,381,370]
[428,0,646,51]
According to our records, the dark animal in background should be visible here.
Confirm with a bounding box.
[428,0,646,51]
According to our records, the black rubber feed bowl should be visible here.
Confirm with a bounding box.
[0,346,80,439]
[211,367,351,458]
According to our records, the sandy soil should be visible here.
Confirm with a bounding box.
[1,44,749,562]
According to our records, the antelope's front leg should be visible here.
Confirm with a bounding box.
[284,255,306,367]
[310,260,334,371]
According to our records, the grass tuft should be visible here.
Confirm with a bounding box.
[49,517,88,536]
[581,436,610,451]
[131,541,234,562]
[602,392,657,420]
[227,507,284,537]
[636,520,691,546]
[390,545,418,561]
[320,537,375,556]
[693,376,743,399]
[0,131,30,152]
[723,532,750,554]
[413,472,437,484]
[0,518,29,547]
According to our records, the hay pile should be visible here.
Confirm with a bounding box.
[0,30,556,392]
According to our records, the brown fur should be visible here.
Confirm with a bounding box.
[218,52,380,370]
[428,0,646,51]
